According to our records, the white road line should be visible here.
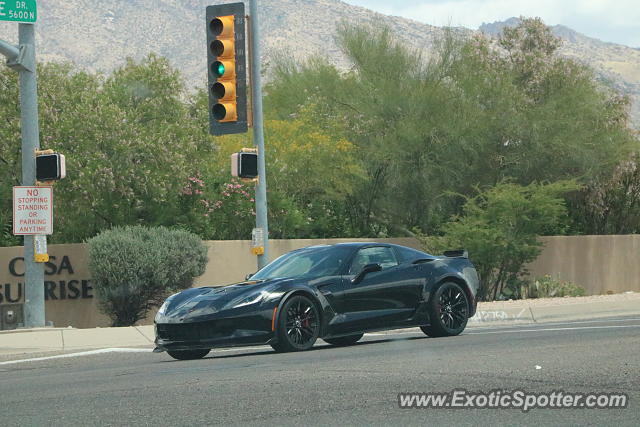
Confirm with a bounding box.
[466,324,640,335]
[0,345,277,366]
[366,318,640,336]
[3,321,638,365]
[471,317,640,329]
[0,348,151,366]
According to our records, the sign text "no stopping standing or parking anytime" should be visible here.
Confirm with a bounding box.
[13,186,53,235]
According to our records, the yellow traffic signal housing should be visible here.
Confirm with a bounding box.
[206,3,248,135]
[210,15,237,122]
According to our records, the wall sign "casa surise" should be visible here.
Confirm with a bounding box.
[0,255,93,304]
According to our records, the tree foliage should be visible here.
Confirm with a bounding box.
[0,55,364,244]
[421,181,579,300]
[574,154,640,234]
[265,18,638,236]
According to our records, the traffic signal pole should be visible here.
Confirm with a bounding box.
[249,0,269,269]
[1,23,45,328]
[18,23,45,327]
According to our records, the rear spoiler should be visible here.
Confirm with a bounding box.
[443,249,468,258]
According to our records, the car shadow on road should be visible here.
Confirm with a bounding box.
[159,334,431,362]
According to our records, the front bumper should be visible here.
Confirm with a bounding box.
[154,311,275,352]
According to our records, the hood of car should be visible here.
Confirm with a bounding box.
[156,278,296,322]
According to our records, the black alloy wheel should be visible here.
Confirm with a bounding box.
[167,349,210,360]
[324,333,364,347]
[421,281,469,337]
[272,295,320,352]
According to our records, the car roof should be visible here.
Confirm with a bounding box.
[334,242,375,248]
[292,242,427,252]
[333,242,426,251]
[284,242,431,260]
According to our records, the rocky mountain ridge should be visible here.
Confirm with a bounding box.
[0,1,638,126]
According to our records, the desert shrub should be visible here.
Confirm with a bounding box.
[523,275,585,299]
[421,181,579,301]
[87,225,208,326]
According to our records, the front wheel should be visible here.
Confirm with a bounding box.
[167,349,210,360]
[324,333,364,347]
[271,295,320,352]
[421,282,469,337]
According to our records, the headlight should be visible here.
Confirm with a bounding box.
[232,293,265,308]
[229,290,284,309]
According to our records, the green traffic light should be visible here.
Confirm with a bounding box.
[213,61,225,77]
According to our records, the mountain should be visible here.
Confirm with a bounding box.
[0,0,455,83]
[0,1,638,126]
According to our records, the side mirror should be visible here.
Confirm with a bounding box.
[245,273,254,281]
[352,263,382,284]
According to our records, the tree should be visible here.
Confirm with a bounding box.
[1,56,212,244]
[421,181,579,300]
[87,226,208,326]
[46,56,209,242]
[175,101,366,239]
[574,154,640,234]
[0,66,24,247]
[264,20,638,237]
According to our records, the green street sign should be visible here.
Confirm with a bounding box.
[0,0,37,23]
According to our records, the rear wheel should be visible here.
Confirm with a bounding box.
[421,282,469,337]
[324,333,364,347]
[271,295,320,352]
[167,349,210,360]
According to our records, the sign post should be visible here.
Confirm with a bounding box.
[2,1,45,327]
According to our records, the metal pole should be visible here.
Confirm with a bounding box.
[0,39,19,60]
[18,23,45,328]
[249,0,269,269]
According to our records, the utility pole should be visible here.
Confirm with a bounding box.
[1,2,45,328]
[249,0,269,269]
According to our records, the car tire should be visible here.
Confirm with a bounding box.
[167,349,210,360]
[421,281,469,337]
[271,295,320,352]
[324,333,364,347]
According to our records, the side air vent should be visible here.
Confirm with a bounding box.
[443,249,468,258]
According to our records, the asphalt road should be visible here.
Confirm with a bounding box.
[1,317,639,426]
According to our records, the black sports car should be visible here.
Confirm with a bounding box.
[154,243,479,360]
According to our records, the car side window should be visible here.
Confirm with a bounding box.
[395,246,427,264]
[349,247,399,274]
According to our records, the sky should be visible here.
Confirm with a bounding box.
[342,0,640,48]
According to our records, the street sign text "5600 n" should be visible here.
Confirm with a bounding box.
[0,1,37,23]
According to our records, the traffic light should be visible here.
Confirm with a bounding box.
[231,151,258,179]
[35,150,66,182]
[206,3,248,136]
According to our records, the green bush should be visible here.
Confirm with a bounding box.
[421,180,579,301]
[87,225,208,326]
[524,275,586,299]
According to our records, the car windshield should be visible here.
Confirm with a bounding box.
[251,246,353,280]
